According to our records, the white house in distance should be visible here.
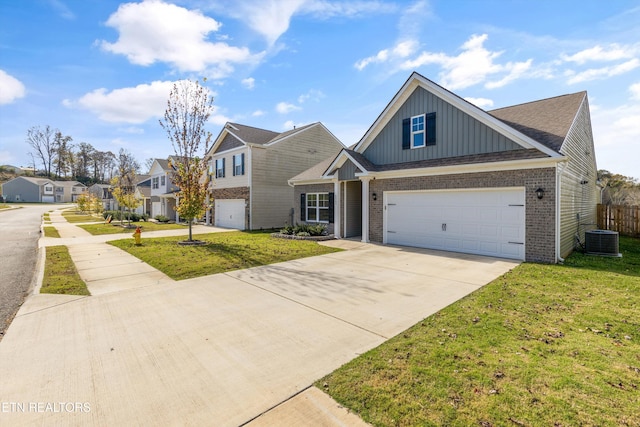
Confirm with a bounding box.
[149,158,179,221]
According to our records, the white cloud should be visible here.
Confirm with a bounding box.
[0,70,26,105]
[276,101,301,114]
[69,80,179,123]
[355,39,417,70]
[301,0,396,18]
[561,43,639,64]
[591,101,640,177]
[298,89,325,103]
[485,59,533,89]
[48,0,75,20]
[241,77,255,89]
[282,120,308,130]
[100,0,260,75]
[464,97,494,109]
[252,110,266,117]
[232,0,306,46]
[630,82,640,100]
[566,59,640,84]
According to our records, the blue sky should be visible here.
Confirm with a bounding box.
[1,0,639,178]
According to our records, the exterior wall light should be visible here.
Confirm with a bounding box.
[535,187,545,199]
[372,192,377,201]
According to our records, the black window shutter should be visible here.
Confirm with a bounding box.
[402,118,410,150]
[328,192,334,223]
[222,157,225,177]
[300,193,306,221]
[232,155,236,176]
[241,153,245,175]
[426,113,436,146]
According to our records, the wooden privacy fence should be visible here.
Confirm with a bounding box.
[597,204,640,236]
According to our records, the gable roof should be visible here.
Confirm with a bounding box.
[489,92,586,153]
[353,72,562,158]
[4,176,54,187]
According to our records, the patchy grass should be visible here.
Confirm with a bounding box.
[0,204,11,210]
[79,221,187,235]
[109,230,342,280]
[41,246,90,295]
[43,226,61,238]
[319,236,640,427]
[61,210,103,223]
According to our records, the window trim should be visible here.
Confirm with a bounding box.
[305,192,330,223]
[233,153,244,176]
[215,158,225,178]
[152,177,159,189]
[410,114,425,149]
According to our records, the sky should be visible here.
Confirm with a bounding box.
[1,0,639,178]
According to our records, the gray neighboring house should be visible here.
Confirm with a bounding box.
[205,122,344,230]
[89,183,114,210]
[290,72,598,263]
[149,158,179,221]
[2,177,88,203]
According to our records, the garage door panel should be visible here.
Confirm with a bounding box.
[386,189,525,260]
[215,199,245,230]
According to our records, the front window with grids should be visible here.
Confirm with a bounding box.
[411,114,425,148]
[306,193,329,222]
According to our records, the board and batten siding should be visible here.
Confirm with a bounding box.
[558,96,599,257]
[363,86,524,166]
[251,125,343,229]
[217,132,243,152]
[338,159,359,180]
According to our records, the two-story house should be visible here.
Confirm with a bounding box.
[205,122,344,230]
[2,177,87,203]
[149,158,180,221]
[290,72,598,263]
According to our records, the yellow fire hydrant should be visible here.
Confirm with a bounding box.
[133,226,142,245]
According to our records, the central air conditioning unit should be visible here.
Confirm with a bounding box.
[585,230,621,257]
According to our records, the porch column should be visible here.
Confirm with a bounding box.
[205,193,210,225]
[333,179,341,239]
[175,196,180,222]
[360,176,371,243]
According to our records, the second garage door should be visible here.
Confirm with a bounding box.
[215,199,246,230]
[385,188,525,260]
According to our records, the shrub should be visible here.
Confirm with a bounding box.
[103,210,143,222]
[155,215,170,223]
[280,225,294,235]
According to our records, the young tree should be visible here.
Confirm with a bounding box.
[111,149,140,226]
[159,79,213,242]
[26,125,57,178]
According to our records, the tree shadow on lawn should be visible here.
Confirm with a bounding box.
[562,236,640,278]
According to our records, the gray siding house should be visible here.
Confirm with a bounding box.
[2,177,87,203]
[290,72,598,263]
[205,122,343,230]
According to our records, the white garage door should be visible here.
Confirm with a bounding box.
[215,199,246,230]
[385,188,525,260]
[42,196,55,203]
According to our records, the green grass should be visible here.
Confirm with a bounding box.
[41,246,90,295]
[79,221,187,235]
[43,226,61,238]
[319,236,640,427]
[108,231,342,280]
[0,204,10,210]
[61,210,103,223]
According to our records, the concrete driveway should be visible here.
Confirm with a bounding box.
[0,239,518,426]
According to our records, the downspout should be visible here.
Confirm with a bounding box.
[555,161,568,263]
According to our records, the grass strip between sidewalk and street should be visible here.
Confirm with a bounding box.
[43,226,61,238]
[318,236,640,426]
[41,246,90,296]
[61,210,104,223]
[108,230,342,280]
[79,221,187,235]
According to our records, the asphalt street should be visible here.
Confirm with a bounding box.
[0,204,55,338]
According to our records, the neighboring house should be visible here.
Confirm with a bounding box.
[88,183,114,210]
[1,176,57,202]
[205,122,344,230]
[134,175,152,216]
[149,158,179,221]
[1,177,88,203]
[290,72,598,263]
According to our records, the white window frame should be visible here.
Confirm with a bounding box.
[233,154,244,176]
[160,175,166,186]
[215,159,225,178]
[411,114,425,148]
[152,177,159,189]
[306,192,329,223]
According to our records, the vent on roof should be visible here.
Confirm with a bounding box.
[585,230,621,257]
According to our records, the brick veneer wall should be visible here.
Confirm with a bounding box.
[368,167,557,263]
[293,183,335,235]
[210,186,250,229]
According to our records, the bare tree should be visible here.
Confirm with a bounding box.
[159,79,213,242]
[144,158,155,174]
[26,125,57,178]
[53,131,73,178]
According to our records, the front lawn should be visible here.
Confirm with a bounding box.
[43,226,60,238]
[41,246,90,295]
[108,231,342,280]
[61,210,103,223]
[79,221,187,235]
[319,236,640,426]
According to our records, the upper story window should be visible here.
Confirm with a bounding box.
[44,186,53,193]
[152,177,159,189]
[233,153,245,176]
[161,175,166,186]
[402,112,436,150]
[215,158,225,178]
[55,187,63,193]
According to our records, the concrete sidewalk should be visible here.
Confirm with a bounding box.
[0,210,518,426]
